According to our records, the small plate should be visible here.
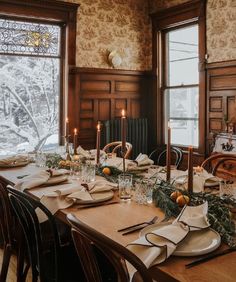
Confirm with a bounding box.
[73,190,114,205]
[45,175,68,185]
[0,160,29,168]
[140,222,221,256]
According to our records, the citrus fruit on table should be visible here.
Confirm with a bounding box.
[102,167,111,175]
[176,195,190,207]
[170,191,182,201]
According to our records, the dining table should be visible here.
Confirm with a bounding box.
[0,162,236,282]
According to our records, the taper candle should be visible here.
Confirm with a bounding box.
[187,146,193,193]
[121,109,126,154]
[166,122,171,182]
[96,122,101,165]
[73,128,77,155]
[66,117,69,137]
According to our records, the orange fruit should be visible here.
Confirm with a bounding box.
[102,167,111,175]
[170,191,182,201]
[176,195,190,207]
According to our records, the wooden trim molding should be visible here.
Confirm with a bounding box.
[206,60,236,69]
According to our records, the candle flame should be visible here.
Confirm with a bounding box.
[74,128,77,135]
[121,109,126,117]
[66,117,69,123]
[97,122,101,131]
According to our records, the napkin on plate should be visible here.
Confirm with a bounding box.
[127,154,154,172]
[15,170,51,191]
[77,146,92,159]
[37,183,80,222]
[0,155,29,166]
[67,177,117,202]
[126,203,210,280]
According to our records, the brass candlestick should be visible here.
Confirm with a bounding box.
[64,135,71,161]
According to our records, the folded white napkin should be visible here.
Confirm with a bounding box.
[67,178,117,202]
[77,146,92,159]
[37,183,79,222]
[49,168,69,176]
[15,170,51,191]
[126,203,210,280]
[127,154,154,172]
[174,169,220,192]
[0,155,29,166]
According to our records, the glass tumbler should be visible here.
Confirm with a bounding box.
[118,174,133,200]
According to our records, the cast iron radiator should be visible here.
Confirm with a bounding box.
[101,118,148,159]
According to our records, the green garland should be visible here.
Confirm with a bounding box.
[153,181,236,247]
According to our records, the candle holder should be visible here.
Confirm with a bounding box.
[63,135,71,161]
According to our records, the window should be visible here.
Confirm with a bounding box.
[0,19,61,155]
[164,24,199,147]
[151,0,206,153]
[0,0,78,156]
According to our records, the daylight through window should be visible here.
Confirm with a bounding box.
[0,19,61,155]
[164,24,199,147]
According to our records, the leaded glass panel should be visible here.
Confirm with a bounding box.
[0,19,61,56]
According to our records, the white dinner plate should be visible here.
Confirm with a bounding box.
[204,178,220,187]
[175,175,219,188]
[73,190,114,205]
[140,222,221,256]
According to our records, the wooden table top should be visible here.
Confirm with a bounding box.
[1,164,236,282]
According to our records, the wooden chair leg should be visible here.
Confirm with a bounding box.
[0,244,11,282]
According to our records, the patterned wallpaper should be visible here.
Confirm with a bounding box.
[61,0,152,70]
[150,0,236,63]
[60,0,236,70]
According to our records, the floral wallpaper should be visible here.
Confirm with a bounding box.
[61,0,152,70]
[149,0,236,63]
[60,0,236,70]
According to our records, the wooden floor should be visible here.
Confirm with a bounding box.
[0,248,32,282]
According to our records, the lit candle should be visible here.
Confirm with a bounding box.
[187,146,193,193]
[73,128,78,155]
[121,109,126,154]
[96,121,101,165]
[66,117,69,137]
[166,122,171,182]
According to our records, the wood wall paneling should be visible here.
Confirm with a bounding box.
[207,62,236,154]
[69,67,150,149]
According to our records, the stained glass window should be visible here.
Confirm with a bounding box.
[0,19,61,56]
[0,19,61,155]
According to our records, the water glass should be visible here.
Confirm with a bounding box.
[118,174,133,200]
[35,151,46,167]
[81,164,96,183]
[70,162,81,180]
[134,180,153,204]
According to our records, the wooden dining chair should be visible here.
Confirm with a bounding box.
[7,187,85,282]
[201,153,236,178]
[149,146,183,169]
[103,141,132,159]
[67,213,153,282]
[0,184,29,282]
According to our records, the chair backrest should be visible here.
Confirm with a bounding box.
[0,183,14,250]
[212,157,236,178]
[103,141,132,159]
[149,146,183,169]
[67,213,152,282]
[201,153,236,174]
[7,186,61,282]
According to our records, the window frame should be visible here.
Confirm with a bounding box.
[151,0,206,155]
[0,0,79,144]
